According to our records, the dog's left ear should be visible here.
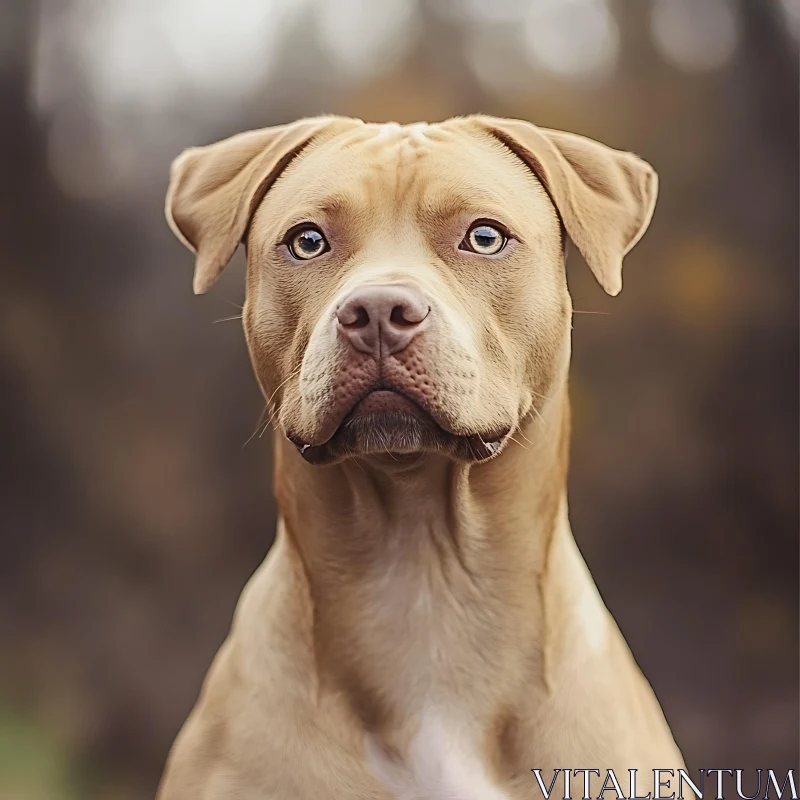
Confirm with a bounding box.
[465,116,658,296]
[166,116,355,294]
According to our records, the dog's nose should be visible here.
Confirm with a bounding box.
[336,284,430,356]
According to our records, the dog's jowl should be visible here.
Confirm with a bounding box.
[157,116,685,800]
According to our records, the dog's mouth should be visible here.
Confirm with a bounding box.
[287,389,509,465]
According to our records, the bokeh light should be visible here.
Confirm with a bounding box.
[651,0,741,72]
[523,0,619,79]
[780,0,800,37]
[315,0,419,80]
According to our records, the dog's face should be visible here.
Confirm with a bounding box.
[244,122,570,464]
[166,117,657,465]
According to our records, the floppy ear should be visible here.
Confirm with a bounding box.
[165,117,355,294]
[465,116,658,296]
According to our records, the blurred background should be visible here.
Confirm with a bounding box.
[0,0,798,797]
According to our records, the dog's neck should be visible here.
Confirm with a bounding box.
[268,381,618,795]
[273,379,600,736]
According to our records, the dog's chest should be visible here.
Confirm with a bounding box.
[365,711,512,800]
[359,539,515,798]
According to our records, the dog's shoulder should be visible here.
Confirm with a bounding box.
[155,637,294,798]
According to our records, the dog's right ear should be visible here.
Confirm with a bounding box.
[166,117,355,294]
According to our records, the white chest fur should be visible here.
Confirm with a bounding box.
[365,711,512,800]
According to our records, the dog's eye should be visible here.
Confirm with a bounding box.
[287,226,329,260]
[461,223,507,256]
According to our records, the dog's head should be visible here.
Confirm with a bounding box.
[166,116,657,465]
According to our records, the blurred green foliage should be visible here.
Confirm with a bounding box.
[0,708,80,800]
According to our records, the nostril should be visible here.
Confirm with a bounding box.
[389,305,412,327]
[338,305,370,329]
[390,303,429,327]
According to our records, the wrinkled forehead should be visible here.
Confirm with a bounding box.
[256,121,554,234]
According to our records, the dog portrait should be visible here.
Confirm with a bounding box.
[1,3,796,799]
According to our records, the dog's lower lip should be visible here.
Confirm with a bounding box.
[288,427,509,464]
[287,390,430,461]
[287,390,511,464]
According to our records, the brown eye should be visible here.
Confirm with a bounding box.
[288,226,328,260]
[461,222,507,255]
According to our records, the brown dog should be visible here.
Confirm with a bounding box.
[157,116,685,799]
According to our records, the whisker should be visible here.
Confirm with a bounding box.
[263,368,304,432]
[258,413,273,439]
[264,402,281,433]
[244,366,305,444]
[529,405,548,429]
[264,367,302,422]
[213,314,243,324]
[508,434,529,452]
[243,405,269,448]
[572,310,608,315]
